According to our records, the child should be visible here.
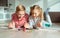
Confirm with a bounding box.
[29,5,44,29]
[8,5,29,31]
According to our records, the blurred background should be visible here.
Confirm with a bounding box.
[0,0,60,38]
[0,0,60,27]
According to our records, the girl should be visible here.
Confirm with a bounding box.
[8,5,29,31]
[29,5,44,29]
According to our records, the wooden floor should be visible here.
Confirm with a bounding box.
[0,23,60,38]
[0,28,60,38]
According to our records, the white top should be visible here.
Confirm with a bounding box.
[29,16,41,28]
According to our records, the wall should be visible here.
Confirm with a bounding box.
[49,3,60,12]
[0,0,17,24]
[0,0,60,24]
[26,0,43,14]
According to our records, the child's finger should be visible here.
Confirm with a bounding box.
[24,23,30,28]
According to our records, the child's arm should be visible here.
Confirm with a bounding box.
[24,22,30,28]
[29,18,34,28]
[8,21,15,29]
[8,13,16,29]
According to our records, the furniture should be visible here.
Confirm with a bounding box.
[49,12,60,23]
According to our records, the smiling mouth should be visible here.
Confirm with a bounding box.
[18,17,21,19]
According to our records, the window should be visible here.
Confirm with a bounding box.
[0,0,8,7]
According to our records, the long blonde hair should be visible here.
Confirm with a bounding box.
[30,5,44,20]
[16,4,25,13]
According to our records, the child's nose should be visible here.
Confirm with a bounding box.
[34,14,36,16]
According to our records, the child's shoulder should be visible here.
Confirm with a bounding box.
[12,13,17,16]
[12,13,16,15]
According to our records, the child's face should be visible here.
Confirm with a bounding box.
[17,11,25,18]
[32,9,40,18]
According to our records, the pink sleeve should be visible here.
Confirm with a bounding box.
[12,13,17,21]
[25,13,29,22]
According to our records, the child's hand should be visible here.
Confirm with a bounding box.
[24,23,30,28]
[36,22,41,27]
[8,21,15,29]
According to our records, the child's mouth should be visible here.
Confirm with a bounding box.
[18,17,21,18]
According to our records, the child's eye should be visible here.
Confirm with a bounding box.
[32,13,36,14]
[19,14,22,15]
[34,13,37,14]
